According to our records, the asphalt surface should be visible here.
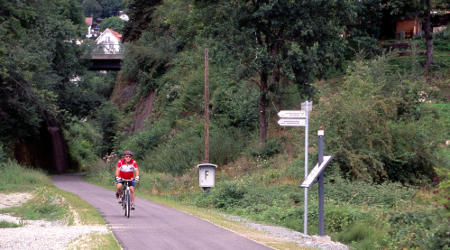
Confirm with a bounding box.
[52,174,272,250]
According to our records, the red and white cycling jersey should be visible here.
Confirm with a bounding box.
[117,158,138,179]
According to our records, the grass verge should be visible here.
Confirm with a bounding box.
[0,161,120,249]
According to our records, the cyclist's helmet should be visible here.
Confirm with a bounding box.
[123,150,133,156]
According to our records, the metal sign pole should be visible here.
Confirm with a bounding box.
[301,101,312,235]
[304,108,309,235]
[300,126,333,237]
[277,102,311,235]
[318,127,324,236]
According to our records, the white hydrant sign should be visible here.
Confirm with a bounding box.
[197,163,218,188]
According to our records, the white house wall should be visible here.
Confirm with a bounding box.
[96,30,121,54]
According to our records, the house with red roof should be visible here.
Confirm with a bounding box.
[95,28,123,54]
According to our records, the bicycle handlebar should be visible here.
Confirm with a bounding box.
[118,178,134,182]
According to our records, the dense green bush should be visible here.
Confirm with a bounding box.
[313,55,446,183]
[212,85,258,129]
[64,119,103,167]
[324,173,415,207]
[249,138,283,159]
[211,181,248,209]
[209,127,249,166]
[140,120,203,175]
[387,209,450,249]
[92,101,122,155]
[336,220,387,250]
[120,119,171,160]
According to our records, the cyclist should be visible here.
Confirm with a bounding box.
[115,150,139,210]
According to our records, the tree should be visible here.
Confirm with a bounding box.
[122,0,162,42]
[384,0,450,67]
[123,0,355,146]
[422,0,449,67]
[218,0,355,145]
[0,0,87,169]
[82,0,102,18]
[98,0,123,17]
[99,16,125,32]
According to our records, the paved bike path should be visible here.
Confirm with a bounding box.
[52,174,272,250]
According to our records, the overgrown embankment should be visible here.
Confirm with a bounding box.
[87,47,450,249]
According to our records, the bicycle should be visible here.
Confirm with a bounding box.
[119,178,134,218]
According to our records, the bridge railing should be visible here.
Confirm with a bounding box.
[86,43,125,55]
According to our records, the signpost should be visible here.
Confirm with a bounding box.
[277,101,312,235]
[300,155,333,188]
[300,127,333,236]
[277,119,306,127]
[277,110,306,119]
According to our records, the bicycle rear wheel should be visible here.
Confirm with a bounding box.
[122,191,126,213]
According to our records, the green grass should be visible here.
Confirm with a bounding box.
[0,187,68,222]
[0,220,22,228]
[0,160,53,192]
[65,233,121,250]
[0,161,119,249]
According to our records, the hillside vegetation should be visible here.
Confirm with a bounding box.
[0,0,448,249]
[87,47,449,248]
[88,30,449,250]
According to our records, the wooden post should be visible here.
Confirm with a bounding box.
[204,48,210,163]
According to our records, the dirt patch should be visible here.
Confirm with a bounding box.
[0,192,33,209]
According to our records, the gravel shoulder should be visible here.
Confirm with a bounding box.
[224,215,348,250]
[0,193,111,250]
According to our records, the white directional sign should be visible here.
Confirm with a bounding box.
[300,155,333,188]
[277,119,306,127]
[277,110,306,118]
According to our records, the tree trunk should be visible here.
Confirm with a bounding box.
[424,0,434,67]
[258,71,268,147]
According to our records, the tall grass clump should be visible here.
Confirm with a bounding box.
[336,220,388,250]
[139,120,249,175]
[86,159,117,187]
[209,127,250,165]
[0,143,7,162]
[0,160,51,191]
[141,121,203,175]
[0,221,22,228]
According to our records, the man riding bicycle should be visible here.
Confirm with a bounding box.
[115,150,139,210]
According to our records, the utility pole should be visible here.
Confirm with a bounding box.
[204,48,209,163]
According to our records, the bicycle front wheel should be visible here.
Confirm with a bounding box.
[125,189,131,218]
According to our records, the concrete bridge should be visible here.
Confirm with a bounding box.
[84,44,124,71]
